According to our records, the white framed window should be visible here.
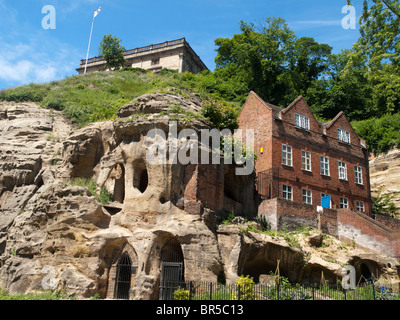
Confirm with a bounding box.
[320,155,330,176]
[295,113,310,130]
[302,189,312,205]
[340,197,349,209]
[338,161,347,180]
[355,165,363,185]
[301,150,311,171]
[356,200,365,212]
[282,144,292,166]
[337,128,351,144]
[282,184,293,201]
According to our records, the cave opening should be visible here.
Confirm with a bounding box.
[113,163,125,203]
[133,160,149,194]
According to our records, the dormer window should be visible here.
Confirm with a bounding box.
[337,128,350,144]
[295,113,310,130]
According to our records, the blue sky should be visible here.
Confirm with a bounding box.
[0,0,363,90]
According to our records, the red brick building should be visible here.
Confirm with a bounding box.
[238,91,371,214]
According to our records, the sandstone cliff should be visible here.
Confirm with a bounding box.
[0,97,398,299]
[370,148,400,210]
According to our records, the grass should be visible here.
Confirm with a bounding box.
[69,177,112,205]
[220,214,313,249]
[0,69,242,129]
[0,289,75,300]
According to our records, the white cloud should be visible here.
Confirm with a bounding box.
[0,49,58,85]
[290,19,343,30]
[0,36,81,88]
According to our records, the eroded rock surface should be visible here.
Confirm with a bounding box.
[0,96,398,299]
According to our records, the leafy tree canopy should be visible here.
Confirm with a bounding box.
[214,17,332,107]
[98,34,126,70]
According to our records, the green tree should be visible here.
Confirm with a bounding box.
[343,0,400,116]
[322,49,373,120]
[214,17,332,108]
[357,0,400,69]
[98,34,126,70]
[289,37,332,94]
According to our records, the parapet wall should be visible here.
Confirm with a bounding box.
[259,198,400,260]
[337,209,400,259]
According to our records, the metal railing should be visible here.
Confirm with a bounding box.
[163,280,400,301]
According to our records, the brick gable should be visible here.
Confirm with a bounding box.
[239,91,372,214]
[279,96,322,134]
[324,111,364,148]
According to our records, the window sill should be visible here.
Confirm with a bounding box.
[295,126,311,132]
[338,140,351,146]
[281,163,293,168]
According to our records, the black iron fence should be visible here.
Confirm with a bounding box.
[163,280,400,301]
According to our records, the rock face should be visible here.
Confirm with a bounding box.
[370,149,400,209]
[0,96,399,299]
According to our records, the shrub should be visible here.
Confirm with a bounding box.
[42,97,66,111]
[372,190,399,217]
[233,275,256,300]
[74,83,86,90]
[173,287,190,300]
[201,99,239,131]
[0,85,47,102]
[69,177,112,205]
[222,211,236,225]
[158,68,178,75]
[120,67,147,74]
[352,113,400,155]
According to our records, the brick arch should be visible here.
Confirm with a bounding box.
[111,243,138,266]
[106,243,139,299]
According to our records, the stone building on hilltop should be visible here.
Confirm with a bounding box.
[77,38,208,75]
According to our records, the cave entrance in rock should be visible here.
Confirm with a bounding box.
[113,163,125,203]
[133,160,149,194]
[241,258,280,283]
[159,238,184,300]
[115,252,132,300]
[359,263,373,284]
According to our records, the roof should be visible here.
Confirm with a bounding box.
[241,91,367,148]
